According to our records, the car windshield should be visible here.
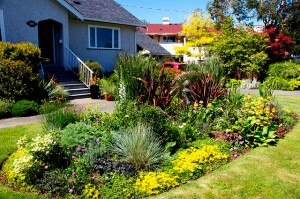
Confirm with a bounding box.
[178,64,187,70]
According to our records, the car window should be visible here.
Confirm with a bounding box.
[178,64,186,70]
[164,64,174,68]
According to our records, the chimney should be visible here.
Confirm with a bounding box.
[163,17,169,25]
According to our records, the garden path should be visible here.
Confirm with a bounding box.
[0,99,115,129]
[240,89,300,96]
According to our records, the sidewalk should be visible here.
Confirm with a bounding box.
[240,89,300,96]
[0,99,115,129]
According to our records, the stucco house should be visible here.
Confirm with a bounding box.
[0,0,145,72]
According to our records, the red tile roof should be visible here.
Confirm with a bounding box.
[141,24,221,35]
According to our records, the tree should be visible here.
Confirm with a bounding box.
[207,0,298,29]
[206,18,269,79]
[174,10,216,59]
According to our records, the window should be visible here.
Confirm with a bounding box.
[0,10,5,42]
[89,26,120,49]
[163,36,176,43]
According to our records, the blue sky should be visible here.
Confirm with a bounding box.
[115,0,263,26]
[115,0,210,24]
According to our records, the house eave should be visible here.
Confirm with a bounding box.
[56,0,84,20]
[84,17,146,28]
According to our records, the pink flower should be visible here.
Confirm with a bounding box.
[215,139,219,142]
[96,138,100,142]
[45,165,48,169]
[77,147,82,151]
[105,177,109,180]
[45,151,49,155]
[97,121,99,123]
[80,120,83,122]
[234,154,238,158]
[72,155,75,159]
[73,113,76,115]
[96,118,99,121]
[69,189,73,193]
[81,149,85,152]
[69,179,73,183]
[230,148,233,151]
[72,172,76,176]
[78,113,80,116]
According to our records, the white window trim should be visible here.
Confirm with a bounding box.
[88,25,121,49]
[0,10,6,42]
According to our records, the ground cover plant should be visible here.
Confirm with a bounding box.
[0,54,298,198]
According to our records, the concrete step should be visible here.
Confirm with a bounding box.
[68,88,90,95]
[62,83,88,90]
[69,93,91,100]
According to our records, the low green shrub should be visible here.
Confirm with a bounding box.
[0,41,41,73]
[60,122,102,148]
[84,60,103,77]
[11,100,40,117]
[268,61,300,79]
[100,78,116,95]
[0,98,14,119]
[112,124,165,170]
[0,59,39,101]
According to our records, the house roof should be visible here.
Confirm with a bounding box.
[61,0,145,27]
[141,24,221,35]
[136,30,170,55]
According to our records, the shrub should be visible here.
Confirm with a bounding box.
[112,124,165,170]
[84,60,103,77]
[100,78,116,95]
[0,59,39,100]
[11,100,39,117]
[93,157,137,178]
[268,61,300,79]
[61,122,101,148]
[0,98,14,119]
[0,41,41,73]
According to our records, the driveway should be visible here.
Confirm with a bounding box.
[240,89,300,96]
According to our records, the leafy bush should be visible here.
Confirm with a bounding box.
[11,100,40,117]
[0,98,14,119]
[61,122,101,148]
[41,105,84,131]
[268,61,300,79]
[0,59,39,100]
[43,79,69,102]
[112,124,165,170]
[93,157,137,178]
[84,60,103,77]
[0,41,41,73]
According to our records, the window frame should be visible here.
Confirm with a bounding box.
[88,25,121,49]
[0,10,6,42]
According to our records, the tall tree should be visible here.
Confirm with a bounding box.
[174,10,216,59]
[207,0,299,29]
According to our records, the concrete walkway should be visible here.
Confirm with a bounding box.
[240,89,300,96]
[0,99,115,129]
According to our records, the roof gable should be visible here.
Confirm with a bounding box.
[136,30,170,55]
[63,0,145,27]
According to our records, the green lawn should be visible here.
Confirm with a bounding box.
[0,96,299,199]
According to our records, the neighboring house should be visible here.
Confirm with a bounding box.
[136,29,170,60]
[141,17,220,63]
[0,0,145,72]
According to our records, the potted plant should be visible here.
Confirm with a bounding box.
[90,77,101,99]
[100,78,116,101]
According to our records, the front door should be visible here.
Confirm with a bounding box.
[38,20,55,63]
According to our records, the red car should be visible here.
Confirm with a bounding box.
[163,62,187,72]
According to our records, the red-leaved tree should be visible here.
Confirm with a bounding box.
[267,27,293,62]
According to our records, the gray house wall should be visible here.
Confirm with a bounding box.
[0,0,69,65]
[69,18,136,72]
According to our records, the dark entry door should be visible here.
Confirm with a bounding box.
[38,20,55,63]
